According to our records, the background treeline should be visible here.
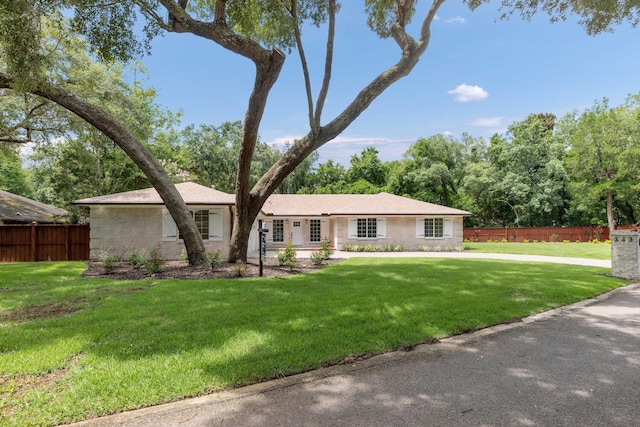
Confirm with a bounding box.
[2,44,639,227]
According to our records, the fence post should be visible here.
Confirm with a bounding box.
[65,224,70,261]
[31,221,37,262]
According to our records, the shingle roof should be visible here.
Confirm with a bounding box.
[73,183,470,216]
[73,182,235,205]
[261,192,471,216]
[0,190,69,223]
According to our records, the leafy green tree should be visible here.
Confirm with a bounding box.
[487,114,569,227]
[559,96,640,231]
[389,134,465,206]
[0,144,32,197]
[347,146,388,188]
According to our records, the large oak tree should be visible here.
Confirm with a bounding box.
[1,1,638,262]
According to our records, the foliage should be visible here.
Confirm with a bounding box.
[0,259,624,426]
[144,245,164,274]
[310,236,334,265]
[204,249,222,270]
[0,144,32,197]
[275,240,299,271]
[558,96,640,229]
[98,248,119,273]
[233,261,249,277]
[463,242,611,260]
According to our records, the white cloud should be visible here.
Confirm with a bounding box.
[467,117,504,127]
[444,16,466,24]
[447,84,489,102]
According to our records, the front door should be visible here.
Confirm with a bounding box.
[291,220,304,246]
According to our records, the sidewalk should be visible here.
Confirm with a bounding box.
[69,275,639,426]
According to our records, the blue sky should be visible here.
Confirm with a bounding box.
[139,1,639,165]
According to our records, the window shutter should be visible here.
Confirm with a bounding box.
[416,218,425,238]
[162,209,177,241]
[263,220,273,243]
[348,218,358,238]
[320,219,329,238]
[376,218,386,238]
[208,210,223,241]
[444,218,453,238]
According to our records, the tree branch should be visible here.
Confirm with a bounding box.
[314,0,336,128]
[252,0,445,198]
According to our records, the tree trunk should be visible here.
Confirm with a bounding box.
[607,190,615,233]
[0,73,207,265]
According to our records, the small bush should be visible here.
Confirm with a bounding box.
[311,237,335,265]
[501,239,508,243]
[456,246,464,252]
[364,244,379,252]
[276,240,298,271]
[394,245,404,252]
[533,240,539,243]
[562,240,571,243]
[574,240,581,243]
[127,248,147,269]
[591,239,599,244]
[551,234,559,242]
[343,244,352,252]
[383,244,395,252]
[523,239,530,243]
[145,245,164,275]
[417,245,429,252]
[233,261,248,277]
[433,246,441,252]
[205,249,222,270]
[446,246,452,252]
[605,239,611,244]
[99,249,119,274]
[179,249,188,262]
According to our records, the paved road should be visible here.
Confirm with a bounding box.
[70,257,639,427]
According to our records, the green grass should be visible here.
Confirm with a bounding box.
[463,241,611,260]
[0,259,625,426]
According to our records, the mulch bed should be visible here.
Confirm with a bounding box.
[82,257,344,280]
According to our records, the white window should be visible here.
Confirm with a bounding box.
[348,218,386,239]
[310,219,321,242]
[416,218,453,239]
[272,219,284,242]
[162,208,223,241]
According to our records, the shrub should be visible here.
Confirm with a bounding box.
[574,240,581,243]
[605,239,611,244]
[205,249,222,269]
[145,245,164,275]
[456,246,464,252]
[233,261,248,277]
[310,237,334,266]
[562,240,571,243]
[533,240,539,243]
[433,246,441,252]
[343,244,352,252]
[383,244,395,252]
[394,245,404,252]
[127,248,147,269]
[99,249,119,274]
[179,249,188,262]
[446,246,452,252]
[501,239,508,243]
[276,240,298,271]
[591,239,599,244]
[417,245,429,252]
[551,234,559,242]
[523,239,530,243]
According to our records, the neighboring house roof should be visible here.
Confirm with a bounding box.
[74,182,236,206]
[261,192,471,216]
[0,189,69,223]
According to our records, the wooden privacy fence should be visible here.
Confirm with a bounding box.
[463,226,612,243]
[0,223,90,262]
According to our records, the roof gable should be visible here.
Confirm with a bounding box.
[74,182,235,205]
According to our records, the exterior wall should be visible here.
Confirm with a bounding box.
[89,206,232,260]
[333,216,465,250]
[611,230,639,279]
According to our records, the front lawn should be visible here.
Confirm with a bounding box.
[463,241,611,260]
[0,259,625,426]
